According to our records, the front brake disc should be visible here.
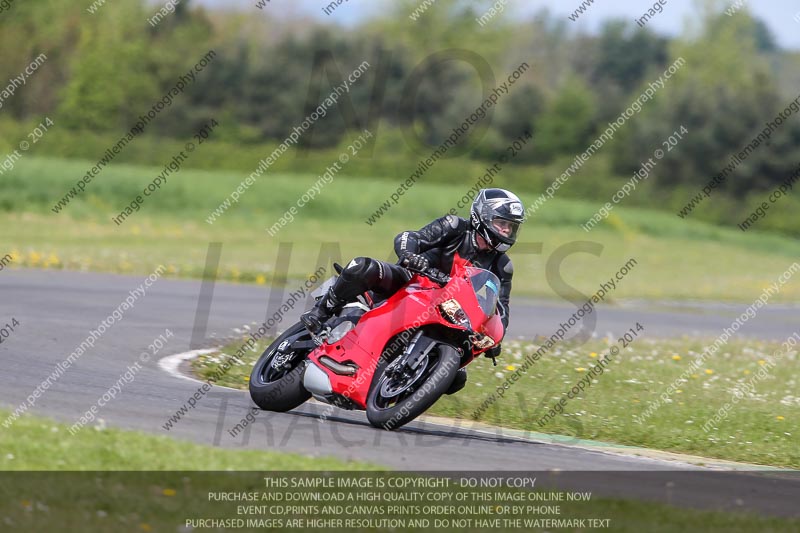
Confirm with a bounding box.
[379,355,429,398]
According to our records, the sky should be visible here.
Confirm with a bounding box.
[197,0,800,50]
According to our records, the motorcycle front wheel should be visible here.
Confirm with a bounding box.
[365,343,460,430]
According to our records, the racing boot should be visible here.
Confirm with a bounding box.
[301,289,344,335]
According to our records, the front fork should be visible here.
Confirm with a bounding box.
[385,331,422,375]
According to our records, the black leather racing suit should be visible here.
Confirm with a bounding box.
[331,214,513,329]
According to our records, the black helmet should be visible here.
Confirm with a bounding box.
[470,188,525,252]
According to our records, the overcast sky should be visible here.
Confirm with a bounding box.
[196,0,800,50]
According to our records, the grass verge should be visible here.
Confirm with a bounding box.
[0,409,377,470]
[5,155,800,302]
[0,416,797,530]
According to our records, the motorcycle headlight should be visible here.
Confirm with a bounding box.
[439,299,471,329]
[326,321,355,344]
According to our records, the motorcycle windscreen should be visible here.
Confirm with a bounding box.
[469,269,501,317]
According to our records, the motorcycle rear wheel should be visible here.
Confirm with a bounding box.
[249,322,312,412]
[365,343,460,430]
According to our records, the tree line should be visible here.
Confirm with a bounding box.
[1,0,799,230]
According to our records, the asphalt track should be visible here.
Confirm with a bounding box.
[1,270,798,517]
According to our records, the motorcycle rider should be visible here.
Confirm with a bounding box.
[301,188,525,393]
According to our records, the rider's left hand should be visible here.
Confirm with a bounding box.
[402,253,429,272]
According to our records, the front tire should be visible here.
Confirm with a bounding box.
[366,343,460,430]
[249,322,312,412]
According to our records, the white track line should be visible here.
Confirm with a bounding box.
[159,349,251,392]
[158,349,218,384]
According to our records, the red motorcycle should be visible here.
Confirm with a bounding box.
[248,254,504,429]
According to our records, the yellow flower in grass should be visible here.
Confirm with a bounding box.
[690,374,699,379]
[28,250,42,266]
[589,352,597,358]
[575,367,586,372]
[704,369,714,375]
[776,416,785,421]
[162,488,176,497]
[505,365,516,371]
[255,274,267,285]
[758,360,766,366]
[743,370,751,375]
[45,253,61,268]
[672,354,681,361]
[10,249,21,262]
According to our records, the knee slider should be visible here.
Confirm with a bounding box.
[446,368,467,395]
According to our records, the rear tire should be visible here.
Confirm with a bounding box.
[366,343,460,430]
[249,322,312,412]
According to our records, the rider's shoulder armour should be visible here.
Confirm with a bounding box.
[443,214,468,232]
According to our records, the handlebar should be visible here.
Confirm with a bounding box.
[398,259,451,286]
[421,267,450,285]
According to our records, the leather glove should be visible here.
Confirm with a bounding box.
[484,344,501,359]
[402,253,429,271]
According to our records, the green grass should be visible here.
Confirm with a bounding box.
[198,334,800,468]
[0,409,796,532]
[4,156,800,302]
[1,413,798,531]
[5,118,800,236]
[0,409,377,470]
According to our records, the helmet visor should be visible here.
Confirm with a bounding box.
[491,217,520,242]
